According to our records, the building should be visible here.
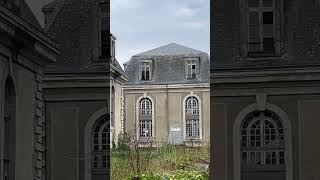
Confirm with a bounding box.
[124,43,210,146]
[40,0,126,180]
[0,0,59,179]
[110,34,128,147]
[211,0,320,180]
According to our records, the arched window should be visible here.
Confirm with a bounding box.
[92,116,108,175]
[185,96,200,138]
[3,78,15,180]
[138,98,152,138]
[240,110,285,176]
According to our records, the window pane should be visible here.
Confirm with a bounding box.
[248,0,259,7]
[263,11,273,24]
[263,38,274,53]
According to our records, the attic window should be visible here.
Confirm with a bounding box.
[140,61,152,80]
[186,59,198,80]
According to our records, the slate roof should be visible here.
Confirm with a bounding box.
[125,43,210,85]
[42,0,111,74]
[135,43,205,57]
[19,0,42,28]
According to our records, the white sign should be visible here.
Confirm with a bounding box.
[171,127,181,132]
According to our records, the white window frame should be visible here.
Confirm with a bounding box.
[92,118,108,169]
[185,58,199,80]
[183,93,202,140]
[136,95,155,140]
[139,60,152,80]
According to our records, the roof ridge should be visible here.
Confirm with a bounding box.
[134,43,206,56]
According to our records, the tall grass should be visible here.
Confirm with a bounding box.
[111,144,210,179]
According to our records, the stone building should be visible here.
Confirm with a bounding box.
[110,34,128,147]
[0,0,59,179]
[40,0,126,180]
[124,43,210,146]
[211,0,320,180]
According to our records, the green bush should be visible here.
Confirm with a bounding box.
[129,169,208,180]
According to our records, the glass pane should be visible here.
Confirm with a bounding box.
[263,11,273,24]
[248,0,259,7]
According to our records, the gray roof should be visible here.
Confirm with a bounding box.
[135,43,205,57]
[42,0,111,75]
[20,0,42,28]
[125,43,210,85]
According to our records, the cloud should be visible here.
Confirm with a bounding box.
[111,0,210,66]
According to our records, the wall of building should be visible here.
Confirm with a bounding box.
[111,79,124,146]
[124,85,210,144]
[0,40,47,180]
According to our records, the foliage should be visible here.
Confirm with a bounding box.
[111,143,210,180]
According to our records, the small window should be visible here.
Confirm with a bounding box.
[140,62,151,80]
[186,60,198,79]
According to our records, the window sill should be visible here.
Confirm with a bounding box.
[240,53,287,61]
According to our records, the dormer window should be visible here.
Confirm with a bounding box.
[140,61,152,80]
[240,0,284,58]
[186,59,199,80]
[99,2,108,57]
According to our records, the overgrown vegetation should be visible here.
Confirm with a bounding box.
[111,132,210,180]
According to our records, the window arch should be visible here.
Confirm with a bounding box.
[184,96,200,139]
[138,97,153,139]
[240,110,285,177]
[3,78,15,180]
[91,116,108,175]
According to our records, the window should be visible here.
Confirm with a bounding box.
[241,110,285,170]
[92,117,108,171]
[240,0,284,57]
[185,96,200,139]
[186,59,198,79]
[138,98,153,139]
[140,62,151,80]
[99,2,108,57]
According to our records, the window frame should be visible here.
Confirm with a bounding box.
[240,111,286,171]
[136,96,155,141]
[185,58,200,80]
[91,116,108,173]
[183,95,202,140]
[240,0,285,59]
[139,60,152,81]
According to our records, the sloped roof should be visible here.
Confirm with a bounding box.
[20,0,42,28]
[125,43,210,85]
[134,43,205,57]
[43,0,109,74]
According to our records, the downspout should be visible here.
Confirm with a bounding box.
[165,84,169,144]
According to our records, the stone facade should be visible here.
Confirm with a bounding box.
[211,0,320,180]
[0,1,59,179]
[124,43,210,146]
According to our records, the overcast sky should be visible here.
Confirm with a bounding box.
[111,0,210,66]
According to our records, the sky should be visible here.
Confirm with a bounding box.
[111,0,210,66]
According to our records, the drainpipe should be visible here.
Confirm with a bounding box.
[165,84,169,144]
